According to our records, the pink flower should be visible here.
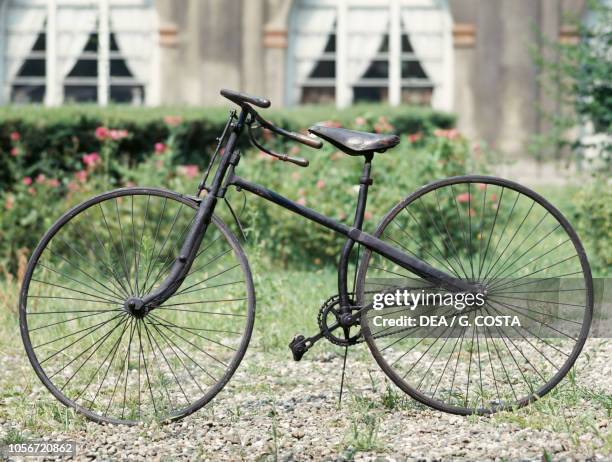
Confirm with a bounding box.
[364,211,373,221]
[407,132,422,143]
[75,170,88,183]
[46,178,60,188]
[4,194,15,211]
[355,117,366,127]
[164,115,183,127]
[316,179,326,189]
[262,129,273,142]
[109,129,129,141]
[178,164,200,179]
[95,126,109,140]
[490,193,498,202]
[82,152,101,168]
[35,174,46,184]
[10,131,20,142]
[258,151,274,161]
[374,116,394,133]
[10,147,19,157]
[22,176,32,186]
[28,187,36,196]
[296,197,307,206]
[434,128,461,140]
[154,142,167,154]
[478,183,486,190]
[322,120,342,128]
[67,181,79,192]
[456,192,471,203]
[96,127,128,141]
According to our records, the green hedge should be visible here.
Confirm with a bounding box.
[0,104,455,193]
[0,104,461,275]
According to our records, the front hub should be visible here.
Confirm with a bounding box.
[124,297,148,318]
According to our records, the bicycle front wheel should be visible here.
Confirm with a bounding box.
[20,187,255,424]
[356,176,593,415]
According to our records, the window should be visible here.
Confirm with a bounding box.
[287,0,453,110]
[63,32,145,104]
[0,0,157,105]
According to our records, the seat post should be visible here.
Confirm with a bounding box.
[338,153,374,310]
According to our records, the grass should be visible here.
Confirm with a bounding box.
[0,248,610,458]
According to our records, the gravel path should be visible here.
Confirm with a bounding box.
[1,339,610,461]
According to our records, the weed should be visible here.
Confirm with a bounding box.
[1,427,25,445]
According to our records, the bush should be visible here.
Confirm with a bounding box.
[0,104,465,275]
[532,0,611,172]
[573,178,612,276]
[0,104,455,193]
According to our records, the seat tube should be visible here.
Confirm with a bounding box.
[338,154,373,309]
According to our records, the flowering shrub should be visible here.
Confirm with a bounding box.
[573,178,612,276]
[0,105,462,275]
[0,173,65,276]
[0,104,455,192]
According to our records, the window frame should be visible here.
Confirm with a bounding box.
[0,0,158,106]
[286,0,453,110]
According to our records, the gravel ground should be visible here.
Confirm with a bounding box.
[1,338,610,461]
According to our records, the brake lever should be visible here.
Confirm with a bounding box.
[247,123,310,167]
[252,111,322,149]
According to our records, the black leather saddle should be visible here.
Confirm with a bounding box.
[308,125,400,156]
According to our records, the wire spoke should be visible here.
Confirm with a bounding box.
[149,313,237,351]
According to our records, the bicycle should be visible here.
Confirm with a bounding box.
[20,89,593,425]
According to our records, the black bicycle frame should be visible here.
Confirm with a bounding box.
[141,107,475,312]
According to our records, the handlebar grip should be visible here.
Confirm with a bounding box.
[283,155,309,167]
[220,89,271,109]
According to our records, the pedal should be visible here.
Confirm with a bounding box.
[288,335,309,361]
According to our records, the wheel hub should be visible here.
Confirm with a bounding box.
[124,297,148,318]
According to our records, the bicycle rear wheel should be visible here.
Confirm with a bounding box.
[20,188,255,424]
[356,176,593,415]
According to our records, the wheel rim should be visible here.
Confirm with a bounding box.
[357,176,593,414]
[20,188,255,424]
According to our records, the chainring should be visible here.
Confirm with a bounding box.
[317,294,363,346]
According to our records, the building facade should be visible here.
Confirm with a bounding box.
[0,0,587,156]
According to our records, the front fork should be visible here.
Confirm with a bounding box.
[135,110,247,314]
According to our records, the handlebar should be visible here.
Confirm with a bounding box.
[251,111,322,149]
[220,88,322,167]
[220,89,271,109]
